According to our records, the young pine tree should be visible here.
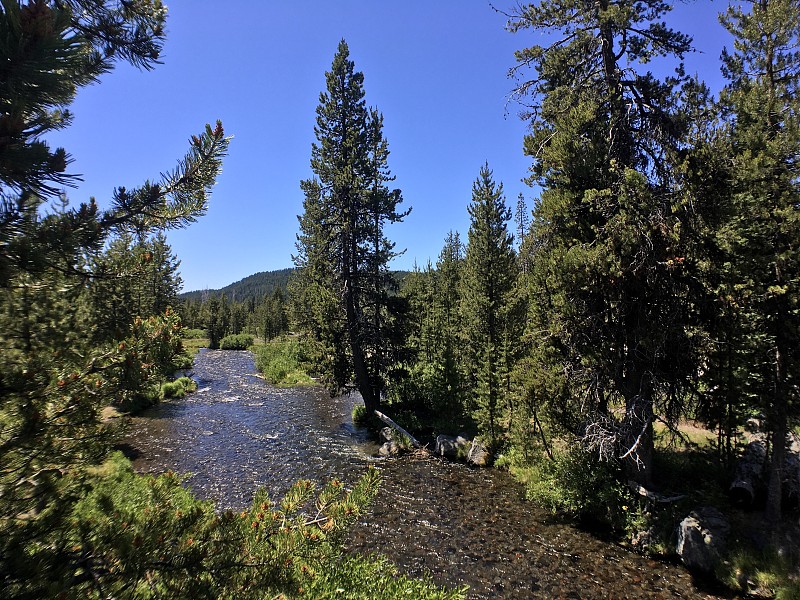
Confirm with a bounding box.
[460,164,518,448]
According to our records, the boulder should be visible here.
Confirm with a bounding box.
[676,507,730,572]
[434,435,459,459]
[378,440,402,457]
[467,437,491,467]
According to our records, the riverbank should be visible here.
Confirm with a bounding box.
[124,349,729,599]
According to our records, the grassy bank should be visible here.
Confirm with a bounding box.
[252,337,315,387]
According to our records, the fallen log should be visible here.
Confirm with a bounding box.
[730,440,766,507]
[628,481,685,503]
[374,410,425,450]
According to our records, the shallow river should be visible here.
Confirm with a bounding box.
[124,350,725,599]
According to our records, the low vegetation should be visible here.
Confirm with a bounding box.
[253,337,315,386]
[219,333,254,350]
[43,453,463,599]
[161,376,198,399]
[181,327,207,339]
[182,336,208,355]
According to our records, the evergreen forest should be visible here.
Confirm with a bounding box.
[2,0,800,598]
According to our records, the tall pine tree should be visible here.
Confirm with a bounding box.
[460,164,517,448]
[718,0,800,524]
[292,40,408,415]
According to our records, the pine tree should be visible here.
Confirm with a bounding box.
[506,0,697,484]
[436,231,467,409]
[717,0,800,524]
[89,231,183,344]
[460,164,517,447]
[399,233,467,414]
[0,2,229,590]
[0,0,166,199]
[292,40,408,415]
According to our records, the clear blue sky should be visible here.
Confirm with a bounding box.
[48,1,732,293]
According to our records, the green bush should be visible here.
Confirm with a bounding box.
[170,351,194,370]
[161,376,197,399]
[219,333,254,350]
[352,404,368,426]
[523,445,632,533]
[253,338,315,386]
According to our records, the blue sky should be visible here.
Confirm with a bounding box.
[48,1,732,292]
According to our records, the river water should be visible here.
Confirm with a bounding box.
[124,350,724,599]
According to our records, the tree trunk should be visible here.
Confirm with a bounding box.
[766,318,789,525]
[344,279,378,414]
[621,363,654,487]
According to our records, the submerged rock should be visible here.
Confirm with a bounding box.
[676,507,730,572]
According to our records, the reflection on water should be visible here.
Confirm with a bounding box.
[124,350,721,599]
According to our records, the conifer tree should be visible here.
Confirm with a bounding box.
[717,0,800,523]
[0,1,230,591]
[293,40,408,415]
[399,233,466,414]
[89,231,182,343]
[460,164,517,447]
[436,231,467,409]
[506,0,697,484]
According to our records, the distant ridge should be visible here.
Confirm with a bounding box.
[179,268,294,303]
[179,268,412,303]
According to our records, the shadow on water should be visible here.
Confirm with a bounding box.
[124,350,725,599]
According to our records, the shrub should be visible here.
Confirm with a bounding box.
[161,376,197,399]
[524,445,632,533]
[253,338,314,386]
[170,351,194,370]
[219,333,254,350]
[55,452,466,599]
[352,404,368,426]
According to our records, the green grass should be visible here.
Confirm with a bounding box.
[252,337,315,386]
[182,337,208,355]
[717,544,800,598]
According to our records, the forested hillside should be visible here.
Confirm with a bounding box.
[179,268,294,303]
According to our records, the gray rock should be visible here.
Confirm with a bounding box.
[378,440,401,457]
[434,435,459,459]
[676,507,730,572]
[467,438,491,467]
